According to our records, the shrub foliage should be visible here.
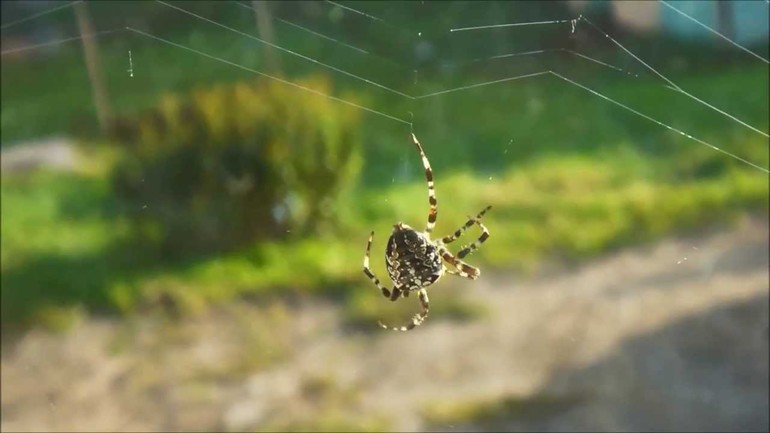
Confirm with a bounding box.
[110,75,362,255]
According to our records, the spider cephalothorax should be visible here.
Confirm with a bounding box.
[363,133,491,331]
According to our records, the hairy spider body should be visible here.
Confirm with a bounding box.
[363,133,491,332]
[386,223,444,290]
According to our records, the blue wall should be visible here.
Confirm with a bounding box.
[661,0,770,45]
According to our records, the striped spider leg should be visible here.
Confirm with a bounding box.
[362,133,491,332]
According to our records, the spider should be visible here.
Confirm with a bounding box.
[363,133,492,332]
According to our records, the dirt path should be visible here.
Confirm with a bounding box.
[0,137,76,175]
[2,215,768,432]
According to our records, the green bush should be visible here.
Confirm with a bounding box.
[110,75,362,256]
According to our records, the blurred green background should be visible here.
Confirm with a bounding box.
[1,1,768,432]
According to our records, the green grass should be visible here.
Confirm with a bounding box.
[421,391,587,429]
[2,141,767,330]
[4,21,767,171]
[2,21,769,330]
[0,13,409,146]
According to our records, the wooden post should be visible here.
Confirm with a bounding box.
[715,0,734,41]
[252,0,282,75]
[74,1,112,134]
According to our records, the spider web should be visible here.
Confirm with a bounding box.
[1,1,768,430]
[1,0,768,174]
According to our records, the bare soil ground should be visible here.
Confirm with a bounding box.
[2,215,768,432]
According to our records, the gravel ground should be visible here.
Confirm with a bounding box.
[1,215,768,432]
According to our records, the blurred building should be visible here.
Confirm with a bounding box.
[566,0,770,45]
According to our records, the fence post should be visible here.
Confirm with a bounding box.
[252,0,282,75]
[715,0,735,41]
[74,1,112,134]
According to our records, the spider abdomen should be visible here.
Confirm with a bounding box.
[385,223,443,290]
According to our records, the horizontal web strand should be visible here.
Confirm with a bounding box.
[234,0,411,72]
[578,15,768,138]
[548,71,769,174]
[0,29,123,56]
[562,49,641,78]
[0,0,82,30]
[414,71,550,99]
[407,66,769,174]
[450,19,572,32]
[157,1,414,99]
[125,26,410,125]
[325,0,383,22]
[233,1,369,55]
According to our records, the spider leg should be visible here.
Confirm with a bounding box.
[389,287,402,301]
[457,214,491,259]
[440,248,481,280]
[441,205,492,245]
[411,133,438,235]
[378,288,429,331]
[363,231,393,298]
